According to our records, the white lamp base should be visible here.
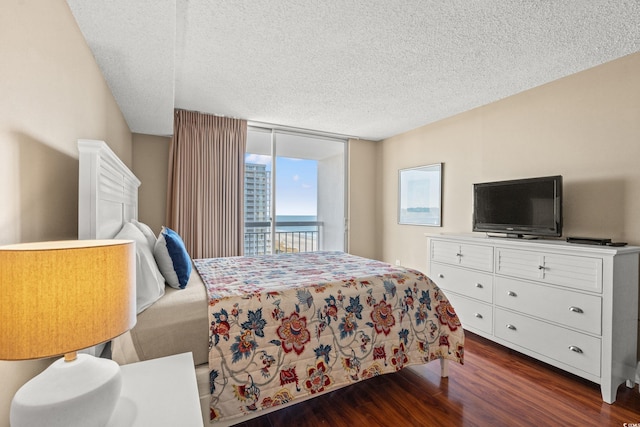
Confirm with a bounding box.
[10,353,122,427]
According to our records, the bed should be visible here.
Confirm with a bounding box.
[78,139,465,426]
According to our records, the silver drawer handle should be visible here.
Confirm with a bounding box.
[456,253,463,257]
[438,274,444,278]
[475,283,483,289]
[507,291,517,297]
[568,306,584,314]
[538,265,545,270]
[568,346,583,354]
[474,313,483,319]
[506,324,517,330]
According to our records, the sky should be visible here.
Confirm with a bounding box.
[245,154,318,216]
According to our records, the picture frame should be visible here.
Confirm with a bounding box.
[398,163,442,226]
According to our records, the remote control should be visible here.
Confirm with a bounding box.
[566,237,611,245]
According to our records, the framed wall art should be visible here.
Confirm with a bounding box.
[398,163,442,226]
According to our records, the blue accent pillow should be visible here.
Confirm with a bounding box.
[154,226,192,289]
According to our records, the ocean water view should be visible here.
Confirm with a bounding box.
[275,215,318,231]
[244,215,320,255]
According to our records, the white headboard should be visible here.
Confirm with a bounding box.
[78,140,140,240]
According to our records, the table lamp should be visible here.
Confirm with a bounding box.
[0,240,136,427]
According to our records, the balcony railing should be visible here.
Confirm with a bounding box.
[244,221,321,255]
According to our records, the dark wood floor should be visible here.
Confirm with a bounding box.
[234,332,640,427]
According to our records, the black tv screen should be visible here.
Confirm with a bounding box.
[473,175,562,237]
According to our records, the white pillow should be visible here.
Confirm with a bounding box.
[131,219,156,250]
[115,222,165,313]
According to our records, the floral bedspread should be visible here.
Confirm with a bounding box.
[193,251,464,424]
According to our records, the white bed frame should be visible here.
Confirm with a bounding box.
[77,140,140,358]
[78,139,140,241]
[77,139,450,425]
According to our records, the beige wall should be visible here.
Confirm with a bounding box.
[0,1,132,425]
[348,139,380,260]
[379,52,640,272]
[132,133,171,234]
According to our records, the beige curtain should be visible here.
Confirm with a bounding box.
[166,109,247,258]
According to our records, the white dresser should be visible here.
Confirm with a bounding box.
[427,234,640,403]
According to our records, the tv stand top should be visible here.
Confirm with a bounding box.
[425,232,640,255]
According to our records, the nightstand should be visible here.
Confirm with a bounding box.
[106,352,203,426]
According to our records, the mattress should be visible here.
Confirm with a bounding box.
[113,253,464,426]
[194,251,464,424]
[112,267,209,366]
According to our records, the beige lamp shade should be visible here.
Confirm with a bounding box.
[0,240,136,360]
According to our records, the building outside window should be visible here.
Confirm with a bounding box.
[244,163,271,255]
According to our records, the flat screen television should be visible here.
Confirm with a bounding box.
[472,175,563,238]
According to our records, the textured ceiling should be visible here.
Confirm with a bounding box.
[66,1,640,141]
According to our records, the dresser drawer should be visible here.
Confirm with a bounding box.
[430,262,493,303]
[495,277,601,335]
[495,309,601,377]
[431,240,494,272]
[496,248,603,292]
[443,292,493,334]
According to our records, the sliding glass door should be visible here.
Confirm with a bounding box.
[244,127,346,255]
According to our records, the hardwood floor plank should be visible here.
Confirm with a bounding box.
[235,332,640,426]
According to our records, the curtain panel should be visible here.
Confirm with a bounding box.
[166,109,247,258]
